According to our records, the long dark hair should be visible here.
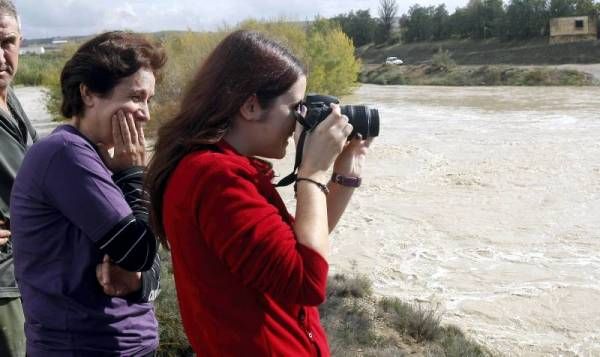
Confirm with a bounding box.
[146,30,305,245]
[60,31,166,118]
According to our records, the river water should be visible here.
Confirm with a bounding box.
[16,85,600,356]
[277,84,600,356]
[14,86,56,136]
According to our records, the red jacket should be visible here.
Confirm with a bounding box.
[163,140,330,356]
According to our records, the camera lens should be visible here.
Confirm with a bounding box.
[341,105,380,139]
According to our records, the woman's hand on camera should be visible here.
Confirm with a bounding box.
[333,134,374,178]
[298,104,352,179]
[98,110,147,172]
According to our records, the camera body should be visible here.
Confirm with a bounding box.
[302,94,380,139]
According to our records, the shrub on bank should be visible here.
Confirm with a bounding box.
[431,48,456,73]
[361,64,597,86]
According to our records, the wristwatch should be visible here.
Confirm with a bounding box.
[331,172,361,188]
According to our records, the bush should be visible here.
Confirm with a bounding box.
[431,48,456,72]
[305,19,362,96]
[523,69,548,85]
[435,325,491,357]
[379,297,442,342]
[327,273,373,298]
[558,69,592,86]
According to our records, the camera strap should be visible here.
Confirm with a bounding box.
[275,129,308,188]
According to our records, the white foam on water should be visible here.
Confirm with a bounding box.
[294,84,600,355]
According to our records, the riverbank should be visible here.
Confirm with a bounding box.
[358,38,600,66]
[360,64,598,86]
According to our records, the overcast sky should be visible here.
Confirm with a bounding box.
[16,0,468,39]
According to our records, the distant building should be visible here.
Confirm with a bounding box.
[549,16,598,44]
[19,46,45,55]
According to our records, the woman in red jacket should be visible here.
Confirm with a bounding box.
[146,30,372,356]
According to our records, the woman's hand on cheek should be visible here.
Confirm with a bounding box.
[97,110,147,173]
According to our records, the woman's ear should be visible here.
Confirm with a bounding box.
[239,94,263,122]
[80,84,95,108]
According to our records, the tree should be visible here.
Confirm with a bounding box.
[504,0,549,40]
[377,0,398,43]
[482,0,506,39]
[402,5,434,43]
[462,0,506,40]
[431,4,451,41]
[306,19,361,96]
[549,0,576,17]
[448,7,472,39]
[466,0,487,39]
[332,9,378,47]
[574,0,598,16]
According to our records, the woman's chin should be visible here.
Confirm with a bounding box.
[274,140,288,158]
[274,149,286,160]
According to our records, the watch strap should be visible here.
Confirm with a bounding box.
[331,172,361,188]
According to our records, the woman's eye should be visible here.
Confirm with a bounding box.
[131,96,142,102]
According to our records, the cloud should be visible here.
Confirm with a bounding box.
[15,0,469,39]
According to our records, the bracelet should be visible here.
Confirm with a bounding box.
[295,177,330,195]
[331,172,362,188]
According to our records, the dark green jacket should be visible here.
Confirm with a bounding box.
[0,87,38,298]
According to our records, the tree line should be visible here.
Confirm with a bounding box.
[332,0,600,46]
[18,20,362,124]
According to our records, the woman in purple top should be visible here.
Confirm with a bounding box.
[9,32,165,356]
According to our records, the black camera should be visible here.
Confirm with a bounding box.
[301,94,380,139]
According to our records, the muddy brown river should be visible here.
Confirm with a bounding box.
[277,84,600,356]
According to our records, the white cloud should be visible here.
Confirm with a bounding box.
[15,0,469,39]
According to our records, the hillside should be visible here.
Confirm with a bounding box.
[358,38,600,66]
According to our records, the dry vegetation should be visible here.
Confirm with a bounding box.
[155,254,494,357]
